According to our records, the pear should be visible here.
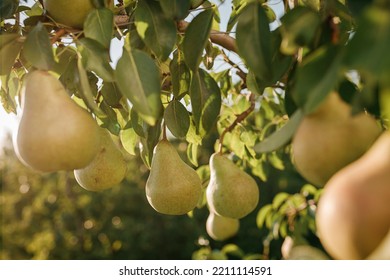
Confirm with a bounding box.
[145,139,202,215]
[291,92,382,186]
[43,0,94,29]
[74,128,127,191]
[206,211,239,241]
[14,70,100,172]
[366,230,390,260]
[316,131,390,259]
[206,153,259,219]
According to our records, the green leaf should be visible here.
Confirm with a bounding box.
[183,9,213,71]
[254,110,303,153]
[292,45,343,114]
[159,0,191,20]
[0,34,23,75]
[236,2,272,82]
[186,142,199,167]
[0,0,18,20]
[120,127,138,155]
[135,0,177,61]
[272,192,290,209]
[164,100,190,138]
[22,22,55,71]
[84,8,114,49]
[101,82,122,107]
[77,38,115,82]
[170,50,191,99]
[115,48,163,126]
[130,108,146,138]
[256,204,273,228]
[189,69,222,136]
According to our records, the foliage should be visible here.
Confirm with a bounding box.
[1,0,390,259]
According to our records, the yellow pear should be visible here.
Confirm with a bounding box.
[74,128,127,191]
[291,92,382,186]
[316,131,390,259]
[366,230,390,260]
[206,153,259,219]
[43,0,94,29]
[206,211,239,241]
[145,139,202,215]
[14,70,100,172]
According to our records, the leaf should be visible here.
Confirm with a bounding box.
[134,0,177,61]
[189,69,222,136]
[130,108,146,138]
[186,142,198,167]
[164,100,190,138]
[84,8,114,49]
[0,34,23,75]
[0,0,18,20]
[120,127,138,155]
[159,0,191,20]
[272,192,290,209]
[77,38,114,82]
[183,9,213,71]
[170,50,191,99]
[22,22,55,71]
[236,2,272,83]
[115,48,163,126]
[256,204,273,228]
[254,110,303,153]
[101,82,122,107]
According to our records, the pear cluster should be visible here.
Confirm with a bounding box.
[14,70,126,191]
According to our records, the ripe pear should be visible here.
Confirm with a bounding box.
[74,128,127,191]
[291,92,382,186]
[366,230,390,260]
[43,0,94,29]
[145,139,202,215]
[206,211,239,241]
[14,70,100,172]
[316,131,390,259]
[206,153,259,219]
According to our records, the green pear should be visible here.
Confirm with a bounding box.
[291,92,382,186]
[206,153,259,219]
[286,245,330,260]
[74,128,127,191]
[316,131,390,259]
[13,70,100,172]
[43,0,94,29]
[206,211,239,241]
[145,139,202,215]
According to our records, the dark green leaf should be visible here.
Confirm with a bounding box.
[115,49,163,126]
[84,8,114,49]
[0,0,18,20]
[77,38,115,82]
[140,119,162,168]
[130,108,146,138]
[159,0,191,20]
[189,69,222,136]
[183,9,213,71]
[170,50,191,99]
[236,2,272,82]
[22,22,55,71]
[254,110,303,153]
[0,34,23,75]
[164,100,190,138]
[135,0,177,61]
[101,82,122,107]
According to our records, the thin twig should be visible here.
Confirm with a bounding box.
[221,50,247,83]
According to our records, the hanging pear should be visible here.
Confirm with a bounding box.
[206,211,239,241]
[206,153,259,219]
[13,70,100,172]
[316,131,390,259]
[291,91,382,186]
[74,128,127,191]
[145,139,202,215]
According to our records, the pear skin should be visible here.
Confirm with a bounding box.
[14,70,100,172]
[316,131,390,259]
[292,92,382,186]
[366,230,390,260]
[74,128,127,191]
[206,211,239,241]
[206,153,259,219]
[43,0,94,29]
[145,139,202,215]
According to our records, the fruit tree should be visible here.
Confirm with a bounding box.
[1,0,390,260]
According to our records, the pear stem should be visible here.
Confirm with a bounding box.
[218,93,255,154]
[162,121,167,140]
[50,28,67,44]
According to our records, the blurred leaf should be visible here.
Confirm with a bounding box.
[170,50,191,99]
[0,34,23,75]
[254,110,303,153]
[115,48,163,126]
[164,100,190,138]
[236,2,272,82]
[120,127,138,155]
[221,244,245,258]
[130,108,146,138]
[186,142,198,167]
[84,8,114,49]
[267,152,285,170]
[77,38,115,82]
[23,22,55,71]
[0,0,18,19]
[189,69,222,136]
[300,184,319,196]
[272,192,289,209]
[183,9,213,71]
[101,82,122,107]
[159,0,191,20]
[135,0,176,61]
[256,204,273,228]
